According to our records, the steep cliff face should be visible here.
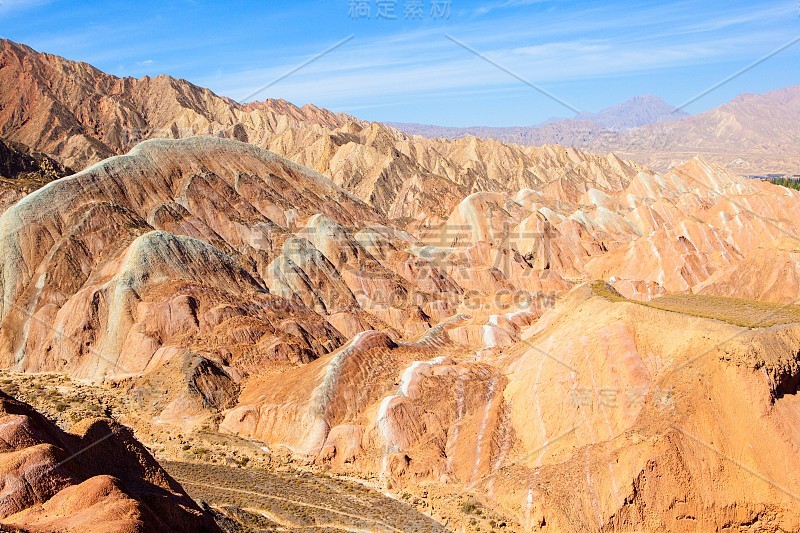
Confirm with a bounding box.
[0,391,220,532]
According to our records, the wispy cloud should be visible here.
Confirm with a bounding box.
[472,0,554,17]
[0,0,50,16]
[206,19,792,110]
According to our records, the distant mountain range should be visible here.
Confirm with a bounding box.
[388,88,800,175]
[389,94,686,139]
[589,86,800,174]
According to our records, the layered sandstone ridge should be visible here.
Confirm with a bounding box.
[4,39,800,305]
[0,138,559,429]
[2,39,800,532]
[0,39,646,226]
[0,138,357,382]
[440,156,800,302]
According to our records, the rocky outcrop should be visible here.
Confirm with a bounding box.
[0,391,219,532]
[220,315,520,489]
[0,138,71,184]
[0,138,72,214]
[223,283,800,531]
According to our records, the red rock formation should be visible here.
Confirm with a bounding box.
[0,138,554,429]
[0,391,219,532]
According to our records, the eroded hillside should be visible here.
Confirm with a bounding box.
[2,37,800,533]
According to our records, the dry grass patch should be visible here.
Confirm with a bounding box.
[644,293,800,328]
[591,281,800,328]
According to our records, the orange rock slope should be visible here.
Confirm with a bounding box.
[0,391,219,532]
[225,283,800,531]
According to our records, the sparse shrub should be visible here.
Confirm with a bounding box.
[460,501,477,514]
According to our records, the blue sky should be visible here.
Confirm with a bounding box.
[2,0,799,126]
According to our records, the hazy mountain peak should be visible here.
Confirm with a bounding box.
[575,93,687,130]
